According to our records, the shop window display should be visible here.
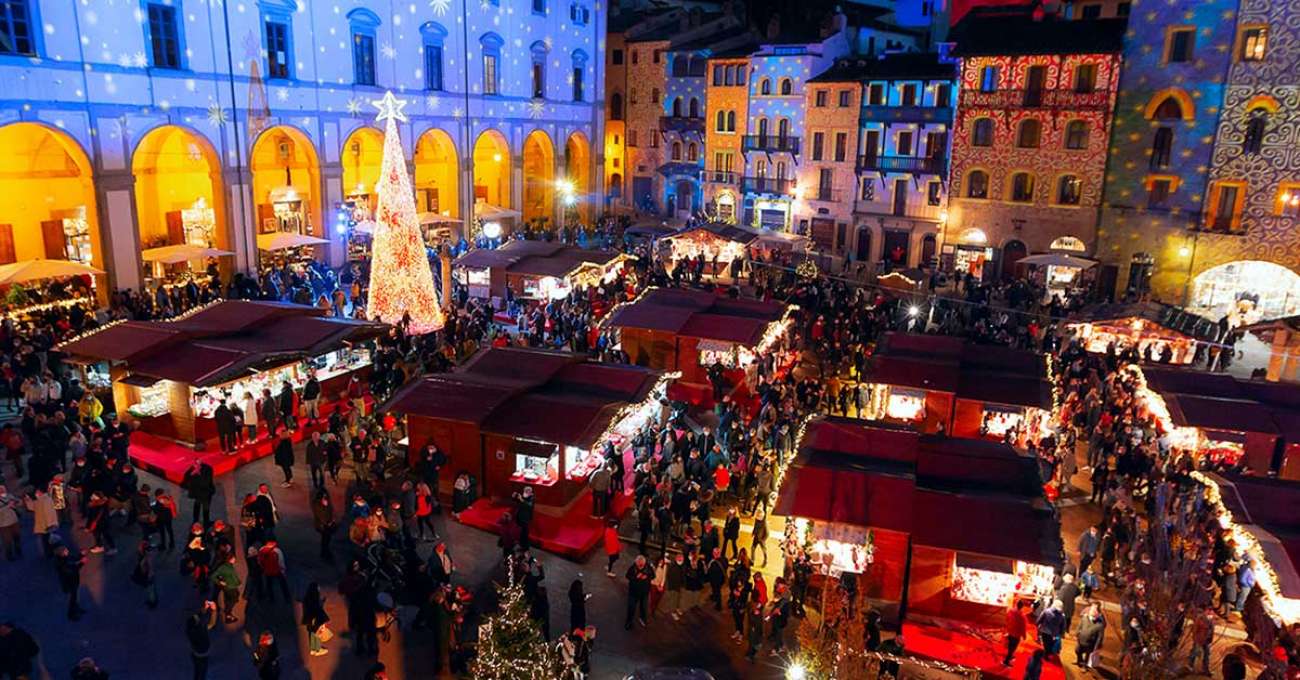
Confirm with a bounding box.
[951,556,1054,607]
[128,381,172,419]
[188,347,370,418]
[512,440,560,485]
[791,517,875,577]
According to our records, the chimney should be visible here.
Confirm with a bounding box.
[766,14,781,41]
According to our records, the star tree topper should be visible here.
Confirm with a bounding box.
[372,90,408,123]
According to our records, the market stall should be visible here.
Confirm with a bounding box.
[1067,302,1220,365]
[1017,251,1097,298]
[604,287,793,388]
[659,222,760,278]
[452,240,627,302]
[56,300,384,449]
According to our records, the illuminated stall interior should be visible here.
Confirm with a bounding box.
[522,130,556,225]
[453,240,627,301]
[414,127,460,218]
[132,126,228,253]
[472,130,512,228]
[0,123,103,271]
[565,132,592,223]
[250,126,322,237]
[341,126,384,222]
[1191,260,1300,326]
[1067,301,1221,365]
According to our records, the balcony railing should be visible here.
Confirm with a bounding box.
[856,154,947,176]
[742,135,800,154]
[809,187,844,203]
[959,88,1111,110]
[860,104,954,123]
[741,176,795,195]
[660,116,704,134]
[700,170,738,185]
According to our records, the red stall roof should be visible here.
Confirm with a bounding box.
[606,288,788,346]
[868,332,1050,400]
[453,241,621,279]
[866,356,960,394]
[56,301,387,387]
[956,371,1052,410]
[384,347,663,449]
[1165,394,1279,435]
[1208,473,1300,599]
[913,488,1061,566]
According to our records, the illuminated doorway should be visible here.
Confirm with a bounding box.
[1191,260,1300,324]
[414,128,460,219]
[472,130,511,214]
[341,127,384,220]
[250,126,322,237]
[522,130,556,227]
[565,132,592,223]
[132,125,228,252]
[0,123,103,272]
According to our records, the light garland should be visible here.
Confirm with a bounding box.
[365,92,445,335]
[756,304,799,355]
[586,370,681,458]
[1191,471,1300,626]
[597,284,657,331]
[3,295,95,321]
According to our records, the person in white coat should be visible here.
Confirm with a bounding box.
[25,487,59,555]
[240,391,260,442]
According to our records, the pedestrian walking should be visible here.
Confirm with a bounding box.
[273,431,294,487]
[569,578,589,631]
[302,582,331,657]
[604,520,621,576]
[624,554,654,629]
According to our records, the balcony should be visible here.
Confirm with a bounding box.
[856,154,947,176]
[700,170,738,185]
[808,187,844,203]
[742,135,801,155]
[861,104,954,123]
[660,116,704,134]
[959,88,1111,111]
[741,176,796,195]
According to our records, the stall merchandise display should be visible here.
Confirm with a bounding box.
[793,518,875,576]
[980,407,1023,439]
[513,445,560,486]
[951,560,1054,607]
[128,382,171,419]
[188,348,370,418]
[698,340,739,369]
[562,445,600,481]
[1070,321,1196,365]
[885,387,926,422]
[181,198,217,247]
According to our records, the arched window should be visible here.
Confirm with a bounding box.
[736,65,746,86]
[671,141,682,161]
[629,87,638,104]
[349,9,381,87]
[610,92,623,120]
[726,111,736,132]
[966,170,989,199]
[776,161,787,180]
[651,88,660,104]
[1064,120,1088,150]
[480,32,504,95]
[971,118,994,147]
[716,110,727,131]
[712,64,723,86]
[1150,127,1174,169]
[1010,172,1035,202]
[780,78,792,95]
[421,21,448,91]
[571,49,587,101]
[755,159,767,178]
[1153,96,1184,120]
[724,65,734,86]
[688,97,700,118]
[757,118,769,139]
[1016,119,1042,148]
[687,143,698,162]
[1057,175,1082,205]
[672,97,683,117]
[1244,109,1268,154]
[777,118,789,140]
[760,78,771,95]
[530,41,549,99]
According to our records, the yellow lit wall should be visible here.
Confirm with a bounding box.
[522,130,556,225]
[604,120,625,205]
[565,132,592,223]
[341,127,384,205]
[413,129,460,218]
[0,123,103,266]
[472,131,511,210]
[132,126,226,250]
[703,57,750,218]
[250,126,322,236]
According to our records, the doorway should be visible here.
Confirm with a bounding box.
[856,227,872,263]
[883,229,910,268]
[1001,239,1027,280]
[892,179,909,216]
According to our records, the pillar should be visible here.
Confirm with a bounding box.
[321,163,346,267]
[461,155,475,240]
[94,169,141,293]
[223,168,256,274]
[511,153,524,218]
[440,248,453,311]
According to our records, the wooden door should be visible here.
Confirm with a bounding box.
[0,225,16,264]
[40,220,68,259]
[166,211,186,246]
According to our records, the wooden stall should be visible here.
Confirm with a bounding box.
[659,222,810,279]
[452,240,627,301]
[57,300,383,449]
[1068,301,1221,365]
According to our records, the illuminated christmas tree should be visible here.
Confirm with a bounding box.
[366,91,445,334]
[470,564,557,680]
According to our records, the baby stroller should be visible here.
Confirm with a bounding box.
[374,591,399,642]
[362,541,407,596]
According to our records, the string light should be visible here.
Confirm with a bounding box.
[2,295,94,321]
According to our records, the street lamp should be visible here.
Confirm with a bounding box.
[786,662,808,680]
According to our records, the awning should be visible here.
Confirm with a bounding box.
[256,232,330,251]
[120,373,162,387]
[141,244,233,264]
[0,259,103,284]
[1017,253,1097,269]
[474,203,522,220]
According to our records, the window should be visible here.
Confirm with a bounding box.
[1010,173,1034,202]
[759,78,771,95]
[631,50,638,64]
[612,49,623,65]
[1057,176,1082,205]
[671,97,682,117]
[971,118,994,147]
[569,3,589,24]
[777,118,789,140]
[610,93,623,119]
[1239,25,1267,62]
[650,129,658,148]
[897,130,913,156]
[1016,119,1042,148]
[1208,182,1243,231]
[264,19,291,79]
[1153,96,1184,120]
[726,111,735,132]
[145,3,182,69]
[628,88,637,104]
[422,22,448,91]
[1080,3,1101,19]
[349,9,380,87]
[1243,110,1267,154]
[532,0,545,14]
[1074,64,1096,93]
[834,133,847,162]
[1148,178,1172,208]
[935,83,951,107]
[1166,27,1195,63]
[651,88,660,104]
[818,168,834,199]
[1064,120,1088,150]
[530,41,548,98]
[1277,185,1300,217]
[627,130,637,147]
[815,90,828,107]
[716,110,727,132]
[838,90,851,107]
[1150,127,1173,169]
[901,84,918,106]
[966,170,989,199]
[1118,2,1131,16]
[979,66,999,92]
[688,97,699,118]
[755,159,767,178]
[653,49,662,64]
[780,78,792,95]
[572,50,587,101]
[736,66,746,86]
[927,181,942,206]
[687,143,697,162]
[481,33,503,95]
[861,177,875,201]
[757,118,768,138]
[671,141,680,160]
[868,83,884,105]
[713,65,723,85]
[0,0,35,55]
[812,132,824,161]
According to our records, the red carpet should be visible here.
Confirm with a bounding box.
[128,396,372,484]
[455,489,634,559]
[901,621,1064,680]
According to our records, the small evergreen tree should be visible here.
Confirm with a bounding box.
[471,565,556,680]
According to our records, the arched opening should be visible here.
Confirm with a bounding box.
[564,132,591,223]
[472,129,511,217]
[716,191,736,222]
[1191,260,1300,322]
[340,127,384,219]
[688,97,700,118]
[609,173,623,199]
[610,92,624,120]
[413,128,460,219]
[522,129,555,226]
[1001,239,1027,280]
[674,180,695,215]
[250,126,322,238]
[132,125,228,259]
[920,233,937,267]
[672,97,683,117]
[0,123,104,275]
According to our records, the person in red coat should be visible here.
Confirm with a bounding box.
[1003,600,1030,666]
[604,520,622,577]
